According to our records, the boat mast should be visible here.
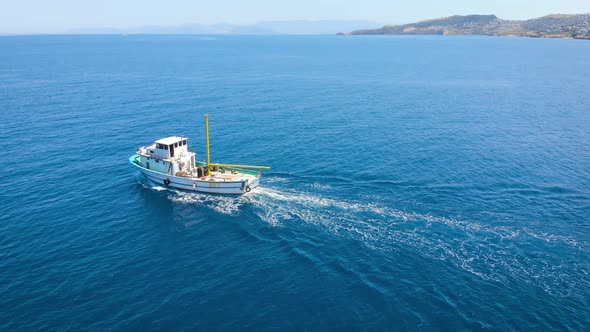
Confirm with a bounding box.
[205,114,211,175]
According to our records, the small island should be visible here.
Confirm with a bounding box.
[341,14,590,39]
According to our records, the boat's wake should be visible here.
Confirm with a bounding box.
[145,180,589,298]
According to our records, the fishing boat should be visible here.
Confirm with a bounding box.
[129,114,270,194]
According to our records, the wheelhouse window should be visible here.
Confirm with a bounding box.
[183,140,187,145]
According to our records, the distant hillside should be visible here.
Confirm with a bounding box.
[66,20,383,35]
[345,14,590,39]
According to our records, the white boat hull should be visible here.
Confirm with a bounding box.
[129,155,259,195]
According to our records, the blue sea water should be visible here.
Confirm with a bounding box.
[0,35,589,331]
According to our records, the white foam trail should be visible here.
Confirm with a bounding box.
[263,176,289,183]
[148,183,588,297]
[151,186,167,192]
[308,182,332,190]
[170,191,244,215]
[246,187,589,297]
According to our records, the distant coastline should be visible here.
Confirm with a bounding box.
[341,14,590,40]
[63,20,384,35]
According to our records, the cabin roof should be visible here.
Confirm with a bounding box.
[155,136,187,145]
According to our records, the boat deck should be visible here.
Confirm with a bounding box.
[198,171,256,182]
[131,154,260,183]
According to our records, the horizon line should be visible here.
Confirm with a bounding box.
[2,12,589,35]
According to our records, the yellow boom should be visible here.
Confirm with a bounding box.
[209,163,271,170]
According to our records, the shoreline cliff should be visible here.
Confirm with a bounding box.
[342,14,590,40]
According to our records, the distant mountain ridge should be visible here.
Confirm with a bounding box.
[345,14,590,39]
[66,20,383,35]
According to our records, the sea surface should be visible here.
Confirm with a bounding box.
[0,35,589,331]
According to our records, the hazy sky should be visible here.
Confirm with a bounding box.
[2,0,590,33]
